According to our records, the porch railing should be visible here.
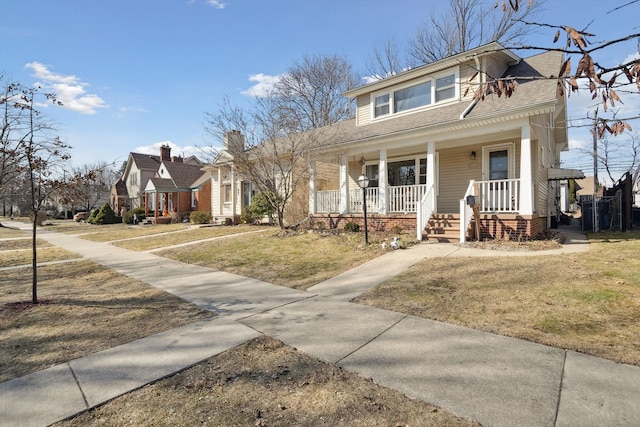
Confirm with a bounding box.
[316,184,427,214]
[476,178,520,212]
[317,190,340,213]
[349,187,379,213]
[416,184,435,240]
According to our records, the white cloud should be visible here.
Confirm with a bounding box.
[24,62,108,115]
[241,73,282,98]
[207,0,225,8]
[117,106,150,118]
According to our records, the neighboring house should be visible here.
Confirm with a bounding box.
[144,158,210,220]
[117,145,210,222]
[109,178,128,215]
[203,131,256,224]
[122,151,162,209]
[209,42,584,241]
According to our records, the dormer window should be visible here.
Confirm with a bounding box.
[372,68,459,119]
[374,94,390,117]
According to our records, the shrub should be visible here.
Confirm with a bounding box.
[123,207,145,224]
[172,212,190,224]
[390,225,403,234]
[88,203,117,225]
[190,211,212,225]
[29,210,47,226]
[242,192,278,224]
[344,221,360,232]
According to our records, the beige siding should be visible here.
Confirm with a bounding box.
[459,62,479,102]
[531,114,554,217]
[315,160,339,190]
[356,94,371,126]
[437,145,483,212]
[484,56,509,83]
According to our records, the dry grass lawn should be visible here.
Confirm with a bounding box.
[355,231,640,366]
[0,260,214,382]
[160,229,393,290]
[110,224,263,251]
[57,336,477,427]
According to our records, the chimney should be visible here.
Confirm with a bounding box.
[160,144,171,161]
[172,156,183,163]
[223,130,245,153]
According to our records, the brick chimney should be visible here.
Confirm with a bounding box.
[223,130,244,153]
[160,144,171,161]
[172,156,183,163]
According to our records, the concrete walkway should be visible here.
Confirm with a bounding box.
[2,221,639,427]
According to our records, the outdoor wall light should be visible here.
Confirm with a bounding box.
[357,174,370,245]
[470,151,476,160]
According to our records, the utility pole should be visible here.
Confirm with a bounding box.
[592,109,599,232]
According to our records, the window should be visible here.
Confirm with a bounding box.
[371,69,458,119]
[489,150,509,180]
[191,190,197,208]
[374,94,390,117]
[435,74,456,102]
[394,81,431,113]
[223,184,232,203]
[365,164,379,187]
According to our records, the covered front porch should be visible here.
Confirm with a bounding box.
[309,123,538,242]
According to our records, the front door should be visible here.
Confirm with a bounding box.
[483,143,515,211]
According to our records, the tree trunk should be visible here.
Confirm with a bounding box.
[32,213,38,304]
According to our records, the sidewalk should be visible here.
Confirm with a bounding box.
[2,220,639,427]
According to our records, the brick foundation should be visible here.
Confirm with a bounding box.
[476,213,543,240]
[310,213,416,233]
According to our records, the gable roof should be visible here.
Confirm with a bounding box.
[160,161,207,188]
[314,49,565,153]
[130,152,161,170]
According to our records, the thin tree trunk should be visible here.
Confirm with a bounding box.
[32,213,38,304]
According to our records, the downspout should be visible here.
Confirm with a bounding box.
[459,54,483,119]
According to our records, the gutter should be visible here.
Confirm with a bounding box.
[460,54,482,120]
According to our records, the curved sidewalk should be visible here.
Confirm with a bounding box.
[2,221,639,427]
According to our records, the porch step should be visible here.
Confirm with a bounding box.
[424,214,469,243]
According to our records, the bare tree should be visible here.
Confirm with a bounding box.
[273,54,360,128]
[408,0,545,65]
[366,38,406,80]
[205,54,354,227]
[7,84,71,304]
[365,0,545,78]
[69,161,119,212]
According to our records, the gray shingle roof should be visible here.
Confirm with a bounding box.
[315,50,564,151]
[161,161,206,188]
[130,152,161,170]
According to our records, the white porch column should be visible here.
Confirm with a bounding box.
[230,165,237,218]
[378,148,387,214]
[520,124,534,214]
[339,154,349,214]
[309,160,316,215]
[426,141,436,211]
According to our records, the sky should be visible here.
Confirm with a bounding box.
[2,0,639,184]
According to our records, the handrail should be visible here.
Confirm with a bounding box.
[460,180,476,243]
[416,184,434,240]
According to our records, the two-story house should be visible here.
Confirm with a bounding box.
[308,42,584,241]
[208,42,584,241]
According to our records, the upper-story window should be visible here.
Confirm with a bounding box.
[372,68,458,119]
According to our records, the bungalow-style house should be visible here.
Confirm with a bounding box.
[202,131,257,224]
[117,145,211,222]
[208,42,583,241]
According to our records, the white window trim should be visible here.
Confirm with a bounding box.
[482,142,516,181]
[370,67,460,120]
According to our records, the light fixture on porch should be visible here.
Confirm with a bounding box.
[470,151,476,160]
[357,174,370,246]
[359,156,366,166]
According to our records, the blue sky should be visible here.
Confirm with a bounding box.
[2,0,639,182]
